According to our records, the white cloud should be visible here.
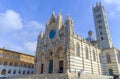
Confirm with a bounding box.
[27,21,44,28]
[109,12,115,18]
[0,10,23,33]
[0,10,44,55]
[104,0,120,5]
[26,21,45,31]
[102,0,120,18]
[24,41,37,54]
[103,0,120,9]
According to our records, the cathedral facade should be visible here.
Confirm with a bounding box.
[35,2,120,76]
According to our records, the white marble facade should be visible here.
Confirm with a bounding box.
[35,2,120,76]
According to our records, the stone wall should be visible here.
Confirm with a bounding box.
[9,73,113,79]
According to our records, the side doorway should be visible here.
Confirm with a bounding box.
[109,69,113,76]
[58,60,64,73]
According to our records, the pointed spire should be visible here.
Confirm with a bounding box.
[40,31,44,39]
[66,14,71,20]
[58,11,62,18]
[50,11,56,20]
[58,11,62,21]
[57,11,63,30]
[99,2,101,6]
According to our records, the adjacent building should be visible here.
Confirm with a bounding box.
[0,48,34,77]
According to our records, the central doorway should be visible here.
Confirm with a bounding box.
[109,69,113,76]
[49,60,53,73]
[58,60,64,73]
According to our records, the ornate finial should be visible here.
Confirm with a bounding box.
[58,9,61,13]
[66,14,71,20]
[40,31,44,39]
[58,10,62,16]
[88,30,94,37]
[50,8,56,21]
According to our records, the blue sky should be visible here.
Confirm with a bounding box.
[0,0,120,55]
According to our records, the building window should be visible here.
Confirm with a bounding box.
[4,61,8,66]
[28,64,31,68]
[100,31,103,35]
[6,54,9,58]
[0,53,4,58]
[86,47,89,59]
[32,65,34,68]
[106,53,111,63]
[23,64,26,68]
[9,62,13,66]
[27,71,30,74]
[0,60,2,65]
[11,54,14,59]
[76,44,80,57]
[23,71,25,74]
[31,71,33,74]
[19,70,21,74]
[93,50,96,61]
[0,53,3,58]
[101,37,103,40]
[19,64,22,67]
[13,70,16,74]
[16,55,20,60]
[0,53,1,57]
[14,63,18,67]
[8,70,11,74]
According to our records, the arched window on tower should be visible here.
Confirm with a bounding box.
[76,43,80,57]
[86,47,89,59]
[93,50,96,61]
[106,53,111,63]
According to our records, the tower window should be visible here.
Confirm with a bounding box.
[99,25,102,29]
[97,20,102,24]
[100,31,103,35]
[96,14,101,18]
[101,37,103,40]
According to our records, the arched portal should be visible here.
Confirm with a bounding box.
[55,46,64,73]
[1,69,6,75]
[47,49,53,73]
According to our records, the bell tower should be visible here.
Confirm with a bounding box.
[92,2,113,49]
